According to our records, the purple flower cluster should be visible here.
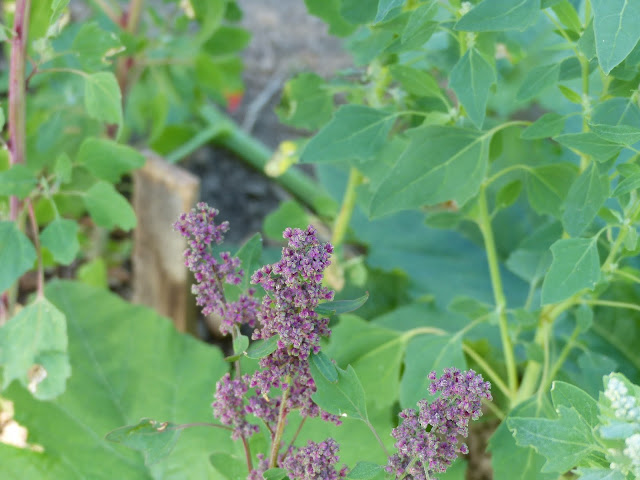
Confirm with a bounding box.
[386,368,491,479]
[249,226,341,423]
[282,439,348,480]
[211,374,259,440]
[173,203,258,335]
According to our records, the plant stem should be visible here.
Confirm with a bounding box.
[89,0,122,25]
[269,379,291,468]
[241,436,254,472]
[585,299,640,313]
[126,0,144,32]
[602,225,629,272]
[462,343,511,398]
[8,0,31,221]
[366,420,390,457]
[171,422,233,431]
[284,416,307,458]
[26,200,44,299]
[476,186,518,400]
[538,326,580,395]
[331,167,362,248]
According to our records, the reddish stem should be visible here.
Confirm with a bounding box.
[8,0,31,221]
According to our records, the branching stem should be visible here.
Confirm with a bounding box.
[269,378,291,468]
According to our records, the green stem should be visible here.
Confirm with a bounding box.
[26,200,44,299]
[126,0,144,32]
[476,186,518,400]
[602,225,629,272]
[585,299,640,313]
[331,168,363,248]
[366,420,389,457]
[269,379,291,468]
[462,343,511,398]
[537,326,580,396]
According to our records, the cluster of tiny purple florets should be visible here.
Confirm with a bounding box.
[282,439,348,480]
[173,203,258,335]
[210,373,259,441]
[386,368,492,479]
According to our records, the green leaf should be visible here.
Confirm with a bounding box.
[541,238,600,304]
[40,218,79,265]
[516,64,560,101]
[402,2,438,46]
[245,335,279,359]
[310,361,368,421]
[489,397,557,480]
[554,132,623,162]
[76,137,145,183]
[592,0,640,74]
[72,22,122,71]
[0,281,235,478]
[300,106,396,164]
[496,180,523,209]
[0,221,36,293]
[310,351,338,383]
[389,65,441,98]
[264,202,310,241]
[371,126,490,217]
[0,297,69,400]
[562,163,610,236]
[521,113,566,139]
[54,153,72,184]
[77,257,108,289]
[84,72,123,128]
[0,164,37,199]
[233,334,249,355]
[551,0,582,33]
[224,233,263,302]
[525,164,578,217]
[508,383,599,473]
[304,0,356,36]
[558,85,582,104]
[276,73,334,130]
[83,181,137,231]
[613,172,640,197]
[106,419,181,465]
[455,0,539,32]
[400,334,466,409]
[0,106,4,131]
[263,468,289,480]
[590,124,640,145]
[209,452,246,480]
[578,21,597,60]
[347,461,383,479]
[375,0,404,22]
[449,49,496,128]
[315,292,369,316]
[340,0,378,24]
[575,468,626,480]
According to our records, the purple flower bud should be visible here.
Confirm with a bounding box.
[283,439,347,480]
[211,374,259,440]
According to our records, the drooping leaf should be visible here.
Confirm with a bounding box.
[455,0,539,32]
[76,137,145,183]
[0,281,234,478]
[516,63,561,101]
[449,49,496,128]
[592,0,640,74]
[0,221,37,293]
[301,106,396,164]
[310,360,368,421]
[315,292,369,316]
[40,218,79,265]
[371,126,490,217]
[554,132,623,162]
[84,72,123,128]
[521,113,566,139]
[0,164,37,199]
[106,419,181,465]
[0,297,69,400]
[541,238,600,304]
[83,181,137,231]
[562,163,610,237]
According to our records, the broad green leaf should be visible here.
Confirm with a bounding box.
[575,468,626,480]
[489,397,557,480]
[340,0,378,24]
[0,297,69,400]
[554,132,623,162]
[232,334,249,355]
[263,202,309,241]
[106,419,181,465]
[402,2,438,46]
[389,65,441,98]
[578,21,597,60]
[300,106,395,164]
[449,49,496,128]
[263,468,289,480]
[0,281,234,478]
[40,218,79,265]
[84,72,123,128]
[516,63,560,101]
[316,293,369,316]
[551,0,582,33]
[347,461,383,479]
[590,124,640,145]
[0,221,37,293]
[310,351,338,383]
[276,73,334,130]
[83,181,137,231]
[223,233,263,302]
[592,0,640,74]
[203,26,250,56]
[72,22,123,71]
[310,361,368,421]
[455,0,539,32]
[525,163,578,217]
[496,180,523,209]
[550,381,599,428]
[562,163,610,236]
[399,334,466,409]
[54,153,72,184]
[304,0,356,36]
[521,113,566,139]
[375,0,404,22]
[245,335,279,359]
[77,137,145,183]
[371,126,490,217]
[541,238,600,304]
[0,164,37,199]
[77,257,108,289]
[209,452,247,479]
